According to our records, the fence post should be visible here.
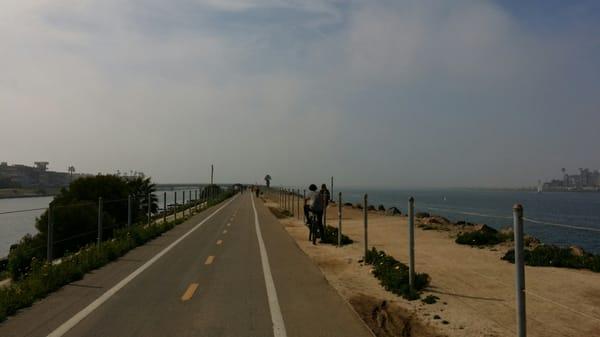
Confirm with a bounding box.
[174,191,177,221]
[330,176,334,202]
[163,192,167,223]
[303,189,306,223]
[189,190,192,214]
[513,204,526,337]
[408,197,415,290]
[47,204,53,262]
[127,194,132,227]
[182,191,186,217]
[297,189,300,220]
[323,193,327,229]
[363,194,368,258]
[338,192,342,247]
[97,197,103,246]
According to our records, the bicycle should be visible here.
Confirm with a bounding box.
[307,211,323,245]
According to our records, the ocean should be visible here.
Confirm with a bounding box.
[335,188,600,254]
[2,188,600,257]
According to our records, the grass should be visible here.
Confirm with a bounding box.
[365,247,430,300]
[502,245,600,272]
[319,226,353,246]
[0,192,235,322]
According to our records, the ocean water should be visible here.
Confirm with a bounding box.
[0,190,199,257]
[2,188,600,256]
[334,188,600,254]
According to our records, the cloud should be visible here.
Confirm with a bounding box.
[1,0,598,187]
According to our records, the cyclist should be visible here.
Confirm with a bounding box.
[304,184,324,244]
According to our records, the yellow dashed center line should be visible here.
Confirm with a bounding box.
[205,255,215,265]
[216,240,223,245]
[181,283,199,302]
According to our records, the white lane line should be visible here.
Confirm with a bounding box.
[47,195,238,337]
[251,194,287,337]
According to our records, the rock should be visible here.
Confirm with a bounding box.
[385,207,402,216]
[367,205,377,211]
[378,204,386,211]
[456,220,476,226]
[474,224,498,234]
[416,212,430,219]
[570,245,586,257]
[428,216,450,225]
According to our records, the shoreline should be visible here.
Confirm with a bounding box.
[265,195,600,337]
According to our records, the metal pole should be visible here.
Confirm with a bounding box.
[513,204,527,337]
[47,205,53,262]
[303,189,306,223]
[211,164,214,185]
[323,193,327,230]
[189,190,192,213]
[292,189,295,216]
[127,194,132,227]
[163,192,167,223]
[174,191,177,220]
[363,194,368,258]
[331,176,334,202]
[182,191,186,217]
[408,197,415,290]
[338,192,342,247]
[97,197,103,246]
[297,189,300,220]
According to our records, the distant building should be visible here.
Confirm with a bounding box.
[542,168,600,191]
[0,162,79,190]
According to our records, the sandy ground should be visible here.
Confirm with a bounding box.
[263,195,600,337]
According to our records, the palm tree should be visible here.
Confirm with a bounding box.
[264,174,272,188]
[128,177,158,220]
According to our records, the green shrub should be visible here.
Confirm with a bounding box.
[455,228,511,246]
[422,295,439,304]
[365,248,430,300]
[502,245,600,272]
[319,226,353,245]
[0,192,235,322]
[7,234,46,280]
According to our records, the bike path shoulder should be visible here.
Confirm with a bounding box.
[254,198,375,337]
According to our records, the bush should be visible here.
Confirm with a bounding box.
[0,191,235,322]
[320,226,353,246]
[415,212,430,218]
[502,245,600,272]
[455,227,511,246]
[365,248,430,300]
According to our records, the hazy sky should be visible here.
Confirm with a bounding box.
[1,0,599,188]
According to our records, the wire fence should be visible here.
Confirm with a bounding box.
[0,188,221,261]
[265,185,600,337]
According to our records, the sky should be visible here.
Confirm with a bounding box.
[1,0,599,188]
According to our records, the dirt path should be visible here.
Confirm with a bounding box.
[266,199,600,337]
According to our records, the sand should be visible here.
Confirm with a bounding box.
[264,197,600,337]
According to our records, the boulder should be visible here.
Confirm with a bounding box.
[474,224,498,234]
[385,207,402,216]
[415,212,430,219]
[570,245,586,257]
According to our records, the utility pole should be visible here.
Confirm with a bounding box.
[211,164,214,185]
